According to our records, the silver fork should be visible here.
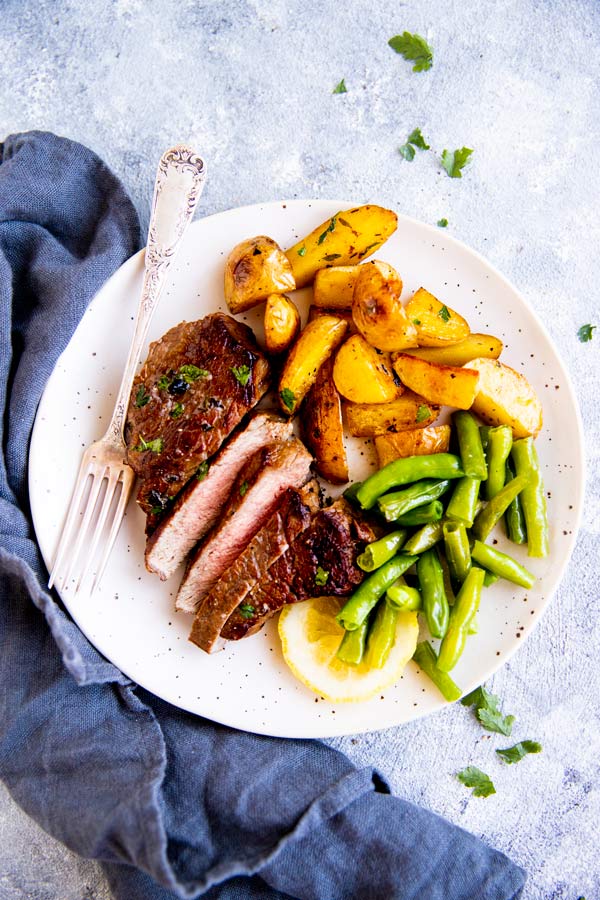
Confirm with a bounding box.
[48,145,207,597]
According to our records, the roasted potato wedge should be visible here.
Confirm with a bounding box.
[313,265,360,308]
[264,293,301,354]
[308,305,357,333]
[405,287,470,347]
[469,357,543,438]
[333,334,402,404]
[374,426,452,466]
[285,205,398,288]
[403,333,503,365]
[278,315,348,415]
[225,236,295,314]
[345,391,439,436]
[352,260,418,352]
[392,353,479,410]
[301,357,349,484]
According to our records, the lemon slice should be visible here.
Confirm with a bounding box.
[278,596,419,703]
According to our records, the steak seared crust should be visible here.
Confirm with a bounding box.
[144,412,293,581]
[125,314,270,520]
[188,481,321,653]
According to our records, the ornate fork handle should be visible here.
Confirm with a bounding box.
[107,146,207,446]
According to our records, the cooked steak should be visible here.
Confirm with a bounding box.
[144,412,292,581]
[219,499,374,643]
[125,313,270,521]
[175,437,314,613]
[188,481,321,653]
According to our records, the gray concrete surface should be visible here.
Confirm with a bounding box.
[1,0,599,897]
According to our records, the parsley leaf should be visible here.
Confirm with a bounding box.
[156,374,170,391]
[438,304,451,322]
[407,127,430,150]
[317,216,337,245]
[441,147,474,178]
[399,143,416,162]
[333,78,347,94]
[239,603,255,619]
[239,480,249,497]
[324,253,342,262]
[134,435,163,454]
[412,317,422,325]
[134,385,151,408]
[416,404,431,423]
[280,387,296,412]
[462,685,515,736]
[196,461,210,481]
[437,217,448,227]
[179,364,209,381]
[496,740,542,764]
[297,245,307,257]
[578,324,596,342]
[231,365,251,386]
[456,766,496,798]
[315,566,329,586]
[388,31,433,72]
[170,403,184,419]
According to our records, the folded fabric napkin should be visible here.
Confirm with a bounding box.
[0,131,526,900]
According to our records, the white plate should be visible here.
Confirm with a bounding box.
[29,200,584,738]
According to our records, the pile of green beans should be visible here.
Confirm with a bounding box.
[335,411,549,696]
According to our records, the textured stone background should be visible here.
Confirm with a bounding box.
[1,0,599,898]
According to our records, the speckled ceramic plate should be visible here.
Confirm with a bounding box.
[29,200,584,738]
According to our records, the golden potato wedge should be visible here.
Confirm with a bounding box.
[468,357,543,438]
[405,287,470,347]
[285,205,398,288]
[345,391,440,436]
[301,357,349,484]
[279,315,348,415]
[225,235,295,314]
[402,333,503,365]
[313,265,360,308]
[392,353,479,410]
[308,305,357,333]
[374,426,452,466]
[264,293,301,354]
[332,335,402,404]
[352,260,418,352]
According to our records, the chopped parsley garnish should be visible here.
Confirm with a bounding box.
[456,766,496,798]
[441,147,474,178]
[231,364,251,386]
[179,364,209,381]
[239,603,255,619]
[297,245,307,257]
[461,685,515,736]
[412,317,422,325]
[399,127,430,160]
[134,385,151,408]
[437,218,449,227]
[416,404,431,423]
[324,253,342,262]
[195,461,210,481]
[496,740,542,764]
[170,403,184,419]
[578,324,596,342]
[134,435,163,454]
[157,374,170,391]
[315,566,329,586]
[358,241,380,259]
[239,480,249,497]
[388,31,433,72]
[399,143,416,162]
[333,78,347,94]
[438,304,451,322]
[280,387,296,411]
[317,216,337,245]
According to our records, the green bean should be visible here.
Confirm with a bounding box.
[417,549,450,639]
[412,641,462,702]
[393,500,444,526]
[357,530,408,572]
[437,566,485,672]
[467,615,479,635]
[442,521,472,583]
[454,411,487,479]
[471,540,536,589]
[343,482,362,505]
[504,459,527,544]
[403,521,444,554]
[365,600,399,668]
[445,476,481,526]
[386,579,422,611]
[437,547,457,607]
[483,570,500,587]
[479,425,492,452]
[355,453,463,509]
[485,426,513,499]
[472,472,529,542]
[511,438,549,558]
[336,554,417,631]
[376,479,452,522]
[336,619,369,664]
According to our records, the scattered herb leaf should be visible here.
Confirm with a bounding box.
[496,740,542,764]
[412,317,422,325]
[324,253,342,262]
[239,480,249,497]
[315,566,330,586]
[462,685,515,736]
[231,365,251,386]
[416,404,431,423]
[456,766,496,798]
[437,218,449,227]
[438,304,451,322]
[317,216,337,245]
[179,364,209,381]
[399,143,416,162]
[134,385,151,408]
[157,375,170,391]
[239,603,255,619]
[170,403,184,419]
[388,31,433,72]
[280,387,296,411]
[134,435,163,454]
[441,147,474,178]
[196,461,210,481]
[333,78,347,94]
[407,127,430,150]
[578,324,596,342]
[358,241,380,259]
[297,245,307,257]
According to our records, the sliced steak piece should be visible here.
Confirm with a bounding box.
[219,499,374,643]
[189,481,321,653]
[175,437,314,613]
[144,412,293,581]
[125,313,270,520]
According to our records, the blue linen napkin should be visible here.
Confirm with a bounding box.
[0,130,526,900]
